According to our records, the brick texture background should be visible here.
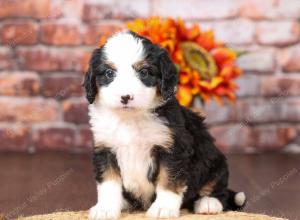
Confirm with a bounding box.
[0,0,299,153]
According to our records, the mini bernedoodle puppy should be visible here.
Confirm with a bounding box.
[83,31,246,220]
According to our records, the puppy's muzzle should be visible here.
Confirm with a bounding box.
[121,95,134,105]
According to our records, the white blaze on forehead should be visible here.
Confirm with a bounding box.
[104,32,145,68]
[96,31,158,110]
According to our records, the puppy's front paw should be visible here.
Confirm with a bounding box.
[89,203,121,220]
[194,196,223,214]
[146,202,180,218]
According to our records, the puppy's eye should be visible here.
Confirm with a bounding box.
[105,69,115,79]
[139,68,149,79]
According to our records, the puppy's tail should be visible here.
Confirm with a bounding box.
[226,189,246,211]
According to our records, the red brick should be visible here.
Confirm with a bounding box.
[0,125,31,151]
[42,74,83,99]
[153,0,238,20]
[209,124,253,152]
[237,50,275,73]
[82,3,107,21]
[279,46,300,72]
[236,74,261,97]
[282,99,300,122]
[62,0,83,19]
[261,75,300,97]
[202,101,238,125]
[237,99,283,124]
[240,0,300,19]
[252,125,297,150]
[256,21,300,46]
[0,71,40,96]
[201,19,255,45]
[204,97,289,126]
[277,0,300,18]
[83,0,150,21]
[0,98,60,123]
[236,98,300,123]
[41,23,81,46]
[200,96,287,126]
[219,98,300,125]
[77,126,93,149]
[16,47,90,72]
[34,125,75,150]
[0,22,38,45]
[63,99,89,124]
[0,47,12,70]
[83,23,123,45]
[0,0,60,19]
[239,0,277,19]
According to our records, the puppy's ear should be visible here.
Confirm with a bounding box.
[83,48,102,104]
[159,50,178,100]
[83,68,97,104]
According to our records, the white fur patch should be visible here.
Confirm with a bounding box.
[146,186,183,218]
[234,192,246,206]
[89,106,173,205]
[89,181,122,220]
[104,32,144,69]
[194,196,223,214]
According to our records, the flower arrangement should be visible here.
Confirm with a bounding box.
[100,17,242,107]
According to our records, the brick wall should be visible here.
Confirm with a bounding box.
[0,0,299,153]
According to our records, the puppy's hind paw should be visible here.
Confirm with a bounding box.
[89,203,121,220]
[194,196,223,214]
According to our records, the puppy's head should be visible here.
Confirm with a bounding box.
[83,31,178,110]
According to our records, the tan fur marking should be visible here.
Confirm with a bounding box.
[132,60,148,71]
[191,108,206,118]
[104,61,117,70]
[199,181,216,196]
[103,166,121,182]
[94,143,106,150]
[157,166,187,195]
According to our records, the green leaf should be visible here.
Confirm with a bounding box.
[234,50,248,57]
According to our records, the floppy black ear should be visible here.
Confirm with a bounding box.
[83,68,97,104]
[159,50,178,100]
[83,48,103,104]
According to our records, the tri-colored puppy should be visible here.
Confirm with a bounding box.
[83,31,246,220]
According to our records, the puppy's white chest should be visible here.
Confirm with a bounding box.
[89,107,172,150]
[89,107,173,203]
[115,141,154,203]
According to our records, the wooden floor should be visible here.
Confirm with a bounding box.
[0,153,299,220]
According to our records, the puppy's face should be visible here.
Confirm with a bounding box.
[84,31,178,110]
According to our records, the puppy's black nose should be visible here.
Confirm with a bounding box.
[121,95,133,104]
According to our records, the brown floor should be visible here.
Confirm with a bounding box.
[0,153,299,220]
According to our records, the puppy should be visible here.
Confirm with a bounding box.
[83,31,246,220]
